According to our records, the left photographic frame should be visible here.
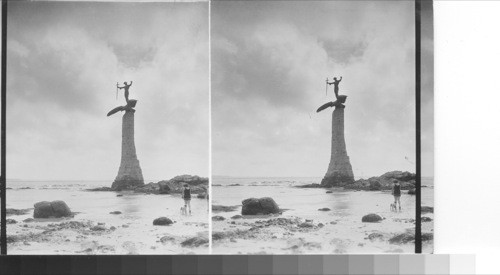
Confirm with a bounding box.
[2,0,209,254]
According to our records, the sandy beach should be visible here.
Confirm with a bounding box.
[212,177,433,254]
[6,180,209,254]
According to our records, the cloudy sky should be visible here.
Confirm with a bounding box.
[212,1,431,178]
[7,1,209,181]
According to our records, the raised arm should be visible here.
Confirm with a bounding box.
[129,81,133,86]
[339,76,342,82]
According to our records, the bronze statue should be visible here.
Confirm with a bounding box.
[318,76,347,113]
[108,81,136,117]
[117,81,133,103]
[327,76,342,99]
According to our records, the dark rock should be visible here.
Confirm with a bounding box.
[368,233,385,241]
[231,215,243,220]
[90,225,106,231]
[23,218,35,223]
[422,233,434,242]
[421,206,434,214]
[422,216,432,222]
[318,208,331,211]
[160,235,176,243]
[117,194,123,197]
[33,201,72,218]
[298,222,314,228]
[197,193,207,199]
[181,236,209,247]
[326,191,333,193]
[389,233,415,244]
[153,217,173,226]
[345,171,416,191]
[362,214,383,223]
[86,187,113,192]
[296,183,322,188]
[109,211,122,215]
[241,197,280,215]
[212,216,225,221]
[154,175,208,195]
[6,208,31,216]
[212,205,239,213]
[408,188,416,195]
[6,219,17,224]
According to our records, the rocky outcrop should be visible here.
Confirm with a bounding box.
[241,197,280,215]
[88,175,208,195]
[321,106,355,187]
[212,205,239,213]
[153,217,173,226]
[111,110,144,191]
[344,171,416,191]
[151,175,208,195]
[33,201,72,218]
[362,214,383,223]
[421,206,434,214]
[212,216,225,221]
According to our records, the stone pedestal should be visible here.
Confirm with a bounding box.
[320,104,354,187]
[111,110,144,190]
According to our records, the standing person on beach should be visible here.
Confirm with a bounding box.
[392,180,402,211]
[182,184,192,215]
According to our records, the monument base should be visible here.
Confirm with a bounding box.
[320,173,355,187]
[111,176,144,191]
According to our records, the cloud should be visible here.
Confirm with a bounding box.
[7,1,209,180]
[212,1,420,178]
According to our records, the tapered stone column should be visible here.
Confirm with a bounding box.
[111,109,144,190]
[320,104,354,187]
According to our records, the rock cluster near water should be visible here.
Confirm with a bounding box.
[33,201,73,218]
[241,197,280,215]
[343,171,416,191]
[87,174,208,195]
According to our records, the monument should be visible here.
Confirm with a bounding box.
[317,76,354,187]
[107,81,144,190]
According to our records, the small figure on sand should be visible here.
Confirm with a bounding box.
[392,180,402,212]
[182,184,192,215]
[117,81,133,103]
[327,76,342,98]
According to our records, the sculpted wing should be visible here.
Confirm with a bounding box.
[316,101,335,113]
[107,106,126,117]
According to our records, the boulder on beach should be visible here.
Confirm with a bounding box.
[6,208,31,216]
[408,188,416,195]
[241,197,280,215]
[197,193,207,199]
[231,215,243,220]
[6,219,17,224]
[212,216,225,221]
[318,208,331,211]
[181,236,209,247]
[153,217,173,226]
[421,206,434,214]
[212,205,239,213]
[345,171,416,191]
[109,211,122,215]
[389,233,415,244]
[33,201,72,218]
[362,214,383,223]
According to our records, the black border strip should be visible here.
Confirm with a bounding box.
[415,0,422,254]
[1,0,7,255]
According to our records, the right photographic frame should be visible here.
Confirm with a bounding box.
[210,0,433,254]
